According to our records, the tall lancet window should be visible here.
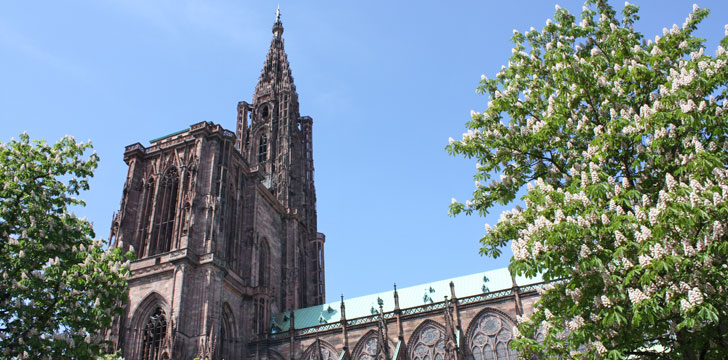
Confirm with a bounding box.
[137,178,155,258]
[142,307,167,360]
[151,167,179,255]
[258,135,268,163]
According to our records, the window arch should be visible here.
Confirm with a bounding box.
[217,303,236,360]
[302,340,338,360]
[408,321,447,360]
[352,331,379,360]
[466,309,517,360]
[150,168,179,255]
[142,307,167,360]
[352,330,390,360]
[258,135,268,163]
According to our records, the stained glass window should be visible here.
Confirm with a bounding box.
[142,307,167,360]
[411,325,446,360]
[468,314,517,360]
[357,336,378,360]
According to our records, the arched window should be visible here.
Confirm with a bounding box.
[261,105,269,119]
[468,312,517,360]
[218,305,235,360]
[258,240,270,287]
[253,298,267,335]
[142,307,167,360]
[138,179,155,257]
[409,323,446,360]
[150,168,179,255]
[359,337,378,360]
[258,135,268,163]
[303,340,339,360]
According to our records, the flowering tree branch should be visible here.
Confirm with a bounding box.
[448,1,728,358]
[0,133,133,359]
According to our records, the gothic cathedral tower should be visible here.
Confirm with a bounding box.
[108,9,325,360]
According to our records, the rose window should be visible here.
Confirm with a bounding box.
[357,337,379,360]
[411,326,446,360]
[469,314,517,360]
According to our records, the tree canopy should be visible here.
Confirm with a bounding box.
[0,133,131,359]
[448,1,728,358]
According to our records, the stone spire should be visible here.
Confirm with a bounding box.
[244,5,302,207]
[236,6,323,309]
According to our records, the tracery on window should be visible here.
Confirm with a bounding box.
[355,336,380,360]
[258,135,268,163]
[303,341,338,360]
[410,324,446,360]
[142,307,167,360]
[468,313,517,360]
[150,168,179,255]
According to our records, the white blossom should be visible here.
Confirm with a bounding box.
[628,288,648,305]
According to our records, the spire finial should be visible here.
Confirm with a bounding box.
[272,5,284,36]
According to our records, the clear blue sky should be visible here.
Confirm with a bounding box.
[2,1,726,303]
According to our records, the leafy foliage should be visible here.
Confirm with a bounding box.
[448,1,728,358]
[0,133,132,359]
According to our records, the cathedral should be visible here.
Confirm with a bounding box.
[108,9,542,360]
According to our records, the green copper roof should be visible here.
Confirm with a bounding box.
[149,121,214,143]
[270,267,542,333]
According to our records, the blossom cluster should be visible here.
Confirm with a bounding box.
[448,1,728,358]
[0,133,132,358]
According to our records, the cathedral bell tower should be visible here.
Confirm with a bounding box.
[108,8,325,360]
[234,7,322,307]
[236,7,315,221]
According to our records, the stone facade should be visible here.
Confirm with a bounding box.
[108,10,324,360]
[108,10,544,360]
[253,269,542,360]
